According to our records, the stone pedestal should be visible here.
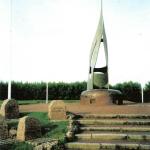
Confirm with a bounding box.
[48,100,67,120]
[17,116,41,141]
[80,89,122,106]
[0,99,19,119]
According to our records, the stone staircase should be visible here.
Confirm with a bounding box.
[65,114,150,150]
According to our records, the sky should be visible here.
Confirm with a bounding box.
[0,0,150,85]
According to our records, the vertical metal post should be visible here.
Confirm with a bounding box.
[46,82,48,104]
[8,0,13,100]
[141,84,144,103]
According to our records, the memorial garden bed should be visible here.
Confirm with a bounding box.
[22,112,68,140]
[3,112,68,150]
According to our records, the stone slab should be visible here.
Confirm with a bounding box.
[0,99,19,119]
[17,116,41,141]
[48,100,67,120]
[80,89,122,106]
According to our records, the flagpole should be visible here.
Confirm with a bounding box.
[46,82,48,104]
[141,84,144,103]
[8,0,13,100]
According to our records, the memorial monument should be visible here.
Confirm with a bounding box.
[0,99,19,119]
[80,0,122,105]
[48,100,67,120]
[17,116,41,141]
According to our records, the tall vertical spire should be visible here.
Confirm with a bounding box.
[101,0,103,16]
[87,0,108,90]
[8,0,13,99]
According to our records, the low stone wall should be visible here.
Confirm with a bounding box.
[0,116,8,139]
[27,138,59,150]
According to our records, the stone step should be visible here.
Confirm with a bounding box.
[66,141,150,150]
[78,119,150,126]
[66,114,150,149]
[80,126,150,132]
[75,133,150,142]
[81,131,150,135]
[79,114,150,119]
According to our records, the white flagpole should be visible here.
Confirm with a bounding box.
[141,84,144,103]
[46,82,48,104]
[8,0,13,100]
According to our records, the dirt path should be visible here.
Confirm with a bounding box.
[19,102,150,114]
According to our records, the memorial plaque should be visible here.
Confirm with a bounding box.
[48,100,67,120]
[17,116,41,141]
[0,99,19,119]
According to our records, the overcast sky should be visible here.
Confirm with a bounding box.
[0,0,150,85]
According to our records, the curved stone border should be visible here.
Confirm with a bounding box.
[65,114,79,142]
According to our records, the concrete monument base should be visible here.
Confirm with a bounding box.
[80,89,122,106]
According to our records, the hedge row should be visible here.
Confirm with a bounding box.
[0,81,150,102]
[111,81,141,103]
[0,81,87,100]
[143,82,150,102]
[112,81,150,103]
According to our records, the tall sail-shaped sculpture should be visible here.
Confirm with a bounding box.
[87,0,108,90]
[80,0,122,105]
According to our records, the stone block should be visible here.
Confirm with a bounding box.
[80,89,111,105]
[48,100,67,120]
[17,116,41,141]
[0,99,19,119]
[80,89,122,106]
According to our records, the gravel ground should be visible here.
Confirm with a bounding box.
[19,101,150,114]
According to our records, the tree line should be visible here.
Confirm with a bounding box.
[0,81,150,102]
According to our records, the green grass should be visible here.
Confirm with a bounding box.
[20,112,50,124]
[63,100,79,103]
[17,100,44,105]
[0,99,79,106]
[9,142,33,150]
[20,112,68,140]
[44,121,68,140]
[5,112,68,149]
[0,100,44,106]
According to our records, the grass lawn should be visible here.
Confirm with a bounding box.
[0,99,71,141]
[9,142,33,150]
[20,112,68,140]
[0,99,79,106]
[0,100,44,106]
[7,112,68,150]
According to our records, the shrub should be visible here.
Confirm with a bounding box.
[112,81,141,103]
[0,81,86,100]
[144,82,150,102]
